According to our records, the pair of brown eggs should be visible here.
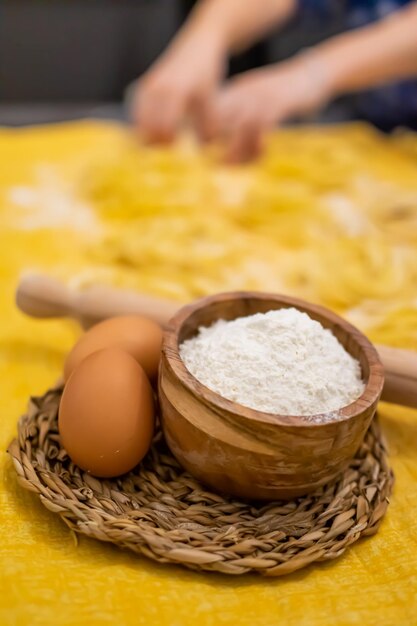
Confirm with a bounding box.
[58,316,163,478]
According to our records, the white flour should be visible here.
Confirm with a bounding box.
[180,308,365,420]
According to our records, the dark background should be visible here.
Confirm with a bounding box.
[0,0,347,125]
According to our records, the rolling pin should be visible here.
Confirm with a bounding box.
[16,273,417,410]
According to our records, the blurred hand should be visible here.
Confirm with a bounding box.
[132,36,225,144]
[199,58,330,162]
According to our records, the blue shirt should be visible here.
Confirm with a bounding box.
[298,0,417,129]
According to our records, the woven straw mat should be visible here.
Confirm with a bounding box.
[8,386,394,576]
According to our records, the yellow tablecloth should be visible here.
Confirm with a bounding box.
[1,121,417,626]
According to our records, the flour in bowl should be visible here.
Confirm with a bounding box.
[179,308,365,420]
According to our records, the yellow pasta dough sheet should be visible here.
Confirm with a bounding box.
[1,121,417,626]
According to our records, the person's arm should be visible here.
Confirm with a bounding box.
[311,1,417,96]
[131,0,296,143]
[179,0,297,54]
[204,2,417,162]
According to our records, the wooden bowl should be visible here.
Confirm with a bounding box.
[158,292,384,500]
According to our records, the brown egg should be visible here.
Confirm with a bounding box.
[59,348,154,477]
[64,315,162,382]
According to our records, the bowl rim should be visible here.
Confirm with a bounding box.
[162,291,384,428]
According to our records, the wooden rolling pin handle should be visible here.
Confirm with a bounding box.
[16,274,417,409]
[16,274,73,319]
[16,274,178,329]
[73,285,178,329]
[377,345,417,409]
